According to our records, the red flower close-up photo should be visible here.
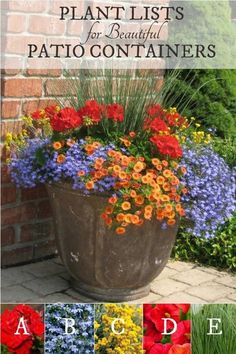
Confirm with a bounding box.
[143,304,191,354]
[1,304,44,354]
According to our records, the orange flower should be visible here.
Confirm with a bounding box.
[116,213,125,222]
[163,169,172,178]
[113,165,121,174]
[182,188,188,194]
[141,175,150,184]
[181,166,187,174]
[163,182,171,191]
[108,196,118,204]
[145,205,153,213]
[157,176,165,185]
[135,195,144,205]
[124,214,132,223]
[105,206,113,214]
[53,141,62,150]
[144,212,152,220]
[108,150,116,157]
[77,170,85,177]
[133,161,145,173]
[129,131,136,138]
[167,219,176,226]
[84,144,94,155]
[156,164,163,171]
[132,172,141,180]
[131,214,140,224]
[162,160,169,167]
[121,201,131,211]
[119,171,127,180]
[105,217,113,226]
[57,154,66,164]
[116,227,126,235]
[66,139,76,147]
[165,204,173,212]
[120,138,131,147]
[161,195,170,202]
[121,156,130,166]
[178,208,185,217]
[85,181,94,190]
[152,158,161,166]
[130,190,137,198]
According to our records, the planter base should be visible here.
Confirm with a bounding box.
[70,278,150,302]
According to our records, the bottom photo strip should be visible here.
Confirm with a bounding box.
[1,303,235,354]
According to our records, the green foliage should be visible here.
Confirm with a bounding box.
[192,304,236,354]
[165,69,236,140]
[212,136,236,167]
[172,215,236,271]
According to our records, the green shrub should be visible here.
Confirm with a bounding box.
[165,69,236,140]
[212,136,236,167]
[171,215,236,271]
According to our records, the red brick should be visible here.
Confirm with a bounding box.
[1,227,15,246]
[22,99,58,115]
[67,21,84,36]
[1,246,34,267]
[45,79,74,96]
[8,1,47,12]
[1,164,11,183]
[20,221,54,243]
[28,15,65,35]
[37,200,52,219]
[5,35,44,55]
[21,186,48,201]
[1,100,21,119]
[1,185,17,205]
[1,203,37,226]
[7,14,26,33]
[2,79,42,97]
[26,68,62,77]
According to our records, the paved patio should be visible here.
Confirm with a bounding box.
[1,258,235,304]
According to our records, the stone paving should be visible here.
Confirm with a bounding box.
[1,257,235,304]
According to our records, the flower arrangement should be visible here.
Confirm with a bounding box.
[6,101,189,235]
[0,304,44,354]
[45,303,94,354]
[5,72,235,238]
[95,304,143,353]
[143,304,191,354]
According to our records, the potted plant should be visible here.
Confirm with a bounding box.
[5,71,235,301]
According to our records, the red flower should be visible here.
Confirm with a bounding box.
[150,304,181,333]
[168,343,191,354]
[147,104,164,118]
[165,113,188,128]
[31,110,45,120]
[50,107,82,132]
[150,135,183,159]
[1,305,44,354]
[106,103,124,122]
[149,343,172,354]
[45,105,60,118]
[149,118,169,133]
[176,304,190,314]
[78,100,102,124]
[171,320,191,345]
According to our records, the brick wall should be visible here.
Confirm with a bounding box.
[1,0,165,267]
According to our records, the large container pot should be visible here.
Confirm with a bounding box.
[47,183,178,301]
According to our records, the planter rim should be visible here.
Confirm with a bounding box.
[47,182,111,199]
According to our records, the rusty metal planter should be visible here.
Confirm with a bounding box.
[47,183,178,302]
